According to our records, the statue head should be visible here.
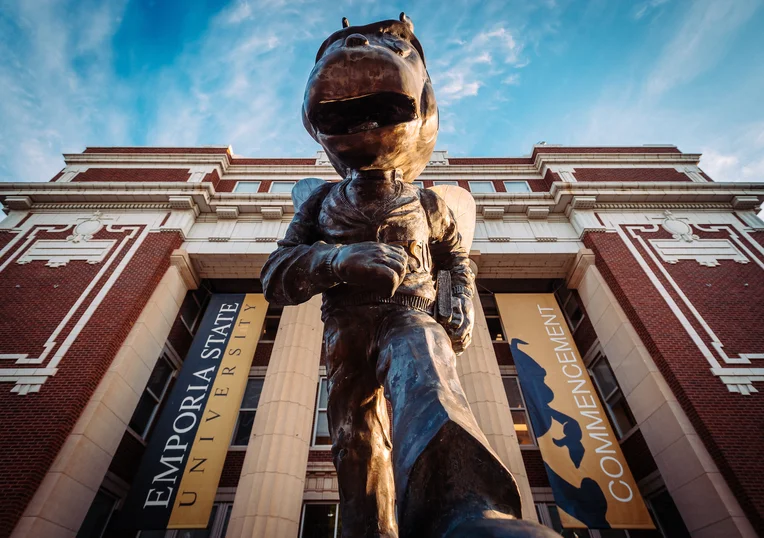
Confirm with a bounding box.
[303,13,438,182]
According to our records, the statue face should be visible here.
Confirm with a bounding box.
[303,17,438,181]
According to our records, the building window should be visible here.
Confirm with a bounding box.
[555,286,584,332]
[647,488,691,538]
[269,181,296,193]
[179,286,212,335]
[468,181,496,193]
[503,181,531,193]
[231,377,265,446]
[300,503,341,538]
[312,377,331,447]
[502,376,536,445]
[480,292,516,366]
[233,181,261,193]
[588,352,636,439]
[535,503,591,538]
[77,488,119,538]
[260,306,282,342]
[129,351,177,439]
[433,180,459,186]
[411,181,424,188]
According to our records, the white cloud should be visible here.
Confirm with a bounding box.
[699,122,764,182]
[148,0,326,157]
[632,0,670,21]
[646,0,758,96]
[430,25,525,105]
[221,1,252,25]
[0,0,129,182]
[502,73,520,85]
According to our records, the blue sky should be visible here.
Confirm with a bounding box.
[1,0,763,183]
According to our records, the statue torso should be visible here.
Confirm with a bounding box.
[318,179,437,301]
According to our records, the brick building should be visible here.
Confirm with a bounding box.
[0,144,762,538]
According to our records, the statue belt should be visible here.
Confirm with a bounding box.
[328,292,435,314]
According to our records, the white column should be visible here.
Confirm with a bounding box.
[456,288,537,521]
[228,295,323,538]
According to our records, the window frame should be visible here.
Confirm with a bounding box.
[129,349,178,440]
[587,350,637,440]
[76,487,120,538]
[179,286,212,335]
[503,181,531,193]
[232,181,262,193]
[259,310,282,343]
[411,180,424,188]
[432,180,459,186]
[555,287,585,333]
[311,376,331,448]
[268,181,297,194]
[230,376,266,447]
[299,502,341,538]
[468,181,496,194]
[502,375,537,446]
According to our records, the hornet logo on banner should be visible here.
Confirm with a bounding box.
[497,293,654,530]
[121,293,267,530]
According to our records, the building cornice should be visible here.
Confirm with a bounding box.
[63,152,230,168]
[1,181,762,218]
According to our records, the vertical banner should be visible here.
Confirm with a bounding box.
[496,294,653,530]
[121,293,267,530]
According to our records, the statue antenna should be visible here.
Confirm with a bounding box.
[399,12,414,32]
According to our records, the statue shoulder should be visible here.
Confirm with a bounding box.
[297,180,335,216]
[418,185,447,212]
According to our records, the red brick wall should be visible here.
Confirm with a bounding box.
[219,451,246,487]
[532,146,681,158]
[308,450,333,463]
[202,169,221,190]
[449,157,534,165]
[84,147,229,155]
[573,168,690,183]
[584,230,764,534]
[530,170,558,192]
[253,343,274,367]
[71,168,191,182]
[0,229,181,536]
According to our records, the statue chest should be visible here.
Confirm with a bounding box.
[317,186,432,246]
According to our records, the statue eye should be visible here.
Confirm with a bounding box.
[383,34,411,57]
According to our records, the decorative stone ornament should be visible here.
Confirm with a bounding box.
[660,210,698,242]
[67,210,105,242]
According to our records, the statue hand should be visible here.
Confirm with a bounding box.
[332,242,408,295]
[447,295,474,355]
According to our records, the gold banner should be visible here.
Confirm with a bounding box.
[168,294,268,528]
[497,294,653,530]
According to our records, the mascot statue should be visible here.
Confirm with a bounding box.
[261,13,557,538]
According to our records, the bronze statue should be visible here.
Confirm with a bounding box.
[262,13,557,538]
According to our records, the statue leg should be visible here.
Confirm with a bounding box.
[375,307,557,538]
[324,315,398,538]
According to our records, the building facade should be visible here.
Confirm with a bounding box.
[0,145,762,538]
